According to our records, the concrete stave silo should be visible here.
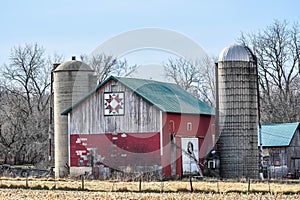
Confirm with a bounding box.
[217,45,259,179]
[53,57,96,178]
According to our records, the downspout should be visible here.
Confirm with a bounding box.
[255,57,264,180]
[215,63,219,146]
[48,63,59,163]
[68,112,71,169]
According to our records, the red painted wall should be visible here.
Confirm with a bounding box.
[69,113,215,178]
[70,132,160,169]
[161,113,215,177]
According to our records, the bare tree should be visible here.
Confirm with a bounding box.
[88,54,117,83]
[197,55,216,106]
[239,20,300,123]
[164,55,215,106]
[0,43,62,165]
[112,59,138,78]
[81,53,138,83]
[1,43,51,114]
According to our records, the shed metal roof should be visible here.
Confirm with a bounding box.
[61,76,215,115]
[259,122,299,147]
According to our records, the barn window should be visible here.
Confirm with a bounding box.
[272,153,281,166]
[169,120,175,133]
[187,122,192,131]
[294,159,300,170]
[208,160,216,169]
[78,157,84,166]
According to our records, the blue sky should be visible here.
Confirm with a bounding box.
[1,0,300,66]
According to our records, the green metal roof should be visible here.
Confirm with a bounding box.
[61,76,215,115]
[114,76,214,115]
[259,122,299,147]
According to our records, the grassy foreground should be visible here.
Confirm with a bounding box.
[0,189,300,200]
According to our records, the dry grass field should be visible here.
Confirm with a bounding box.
[0,189,300,200]
[0,178,299,199]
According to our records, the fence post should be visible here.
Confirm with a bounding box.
[189,176,194,192]
[160,178,164,193]
[54,177,57,190]
[247,178,251,193]
[81,175,85,190]
[139,176,142,192]
[25,173,28,188]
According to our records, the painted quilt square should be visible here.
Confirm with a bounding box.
[104,92,124,115]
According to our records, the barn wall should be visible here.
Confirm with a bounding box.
[68,79,215,178]
[286,128,300,173]
[70,80,161,134]
[70,133,160,167]
[160,112,215,177]
[264,147,288,178]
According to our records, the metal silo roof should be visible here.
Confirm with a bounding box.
[54,60,93,72]
[218,44,255,62]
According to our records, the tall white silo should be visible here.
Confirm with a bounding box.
[216,44,259,179]
[53,56,95,178]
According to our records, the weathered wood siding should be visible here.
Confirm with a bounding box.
[264,128,300,176]
[70,79,161,134]
[287,128,300,172]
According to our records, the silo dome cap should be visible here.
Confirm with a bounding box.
[54,60,93,72]
[218,44,256,62]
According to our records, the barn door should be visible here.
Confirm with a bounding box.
[181,138,199,175]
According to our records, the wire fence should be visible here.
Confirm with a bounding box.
[0,177,299,194]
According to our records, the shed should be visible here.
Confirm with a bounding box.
[260,122,300,178]
[61,76,215,178]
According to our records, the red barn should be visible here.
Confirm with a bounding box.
[62,76,215,178]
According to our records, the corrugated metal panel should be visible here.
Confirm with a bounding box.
[218,44,255,62]
[115,76,215,115]
[259,122,299,147]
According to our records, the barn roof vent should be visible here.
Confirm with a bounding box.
[218,44,255,62]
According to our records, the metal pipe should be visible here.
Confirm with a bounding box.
[48,63,60,162]
[215,62,219,147]
[255,57,264,179]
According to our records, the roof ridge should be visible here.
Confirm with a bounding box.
[262,122,299,125]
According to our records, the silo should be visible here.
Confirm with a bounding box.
[216,44,259,179]
[53,57,95,178]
